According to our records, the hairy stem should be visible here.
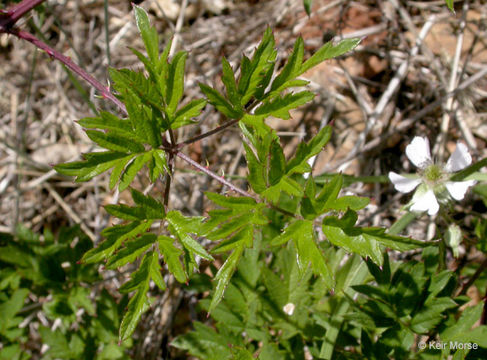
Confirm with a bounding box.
[176,151,253,198]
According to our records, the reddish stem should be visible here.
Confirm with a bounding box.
[3,27,127,114]
[176,151,253,198]
[0,0,46,28]
[177,118,241,149]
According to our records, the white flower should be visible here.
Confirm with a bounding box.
[388,137,476,215]
[283,303,295,316]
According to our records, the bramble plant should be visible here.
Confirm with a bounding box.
[1,1,487,359]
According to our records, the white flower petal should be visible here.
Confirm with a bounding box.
[445,180,476,200]
[411,189,439,215]
[388,172,421,193]
[405,136,432,169]
[283,303,295,316]
[445,143,472,172]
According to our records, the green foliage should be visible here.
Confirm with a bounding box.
[445,0,454,12]
[0,225,132,359]
[322,210,428,266]
[303,0,313,16]
[348,249,487,359]
[174,246,487,359]
[48,6,486,358]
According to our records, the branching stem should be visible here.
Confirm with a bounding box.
[177,118,241,149]
[2,1,298,221]
[176,151,252,198]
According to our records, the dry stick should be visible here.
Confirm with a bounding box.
[454,25,479,150]
[389,0,448,87]
[361,64,487,154]
[434,0,469,161]
[169,0,188,57]
[44,183,96,241]
[333,15,436,172]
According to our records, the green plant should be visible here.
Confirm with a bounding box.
[50,5,431,343]
[0,225,132,359]
[2,1,486,359]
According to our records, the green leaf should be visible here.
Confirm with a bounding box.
[300,38,360,74]
[38,326,72,358]
[172,99,206,129]
[166,51,187,116]
[323,211,428,265]
[86,130,144,153]
[208,244,244,314]
[119,281,150,341]
[322,211,383,265]
[133,5,159,64]
[303,0,313,15]
[109,155,134,189]
[211,227,253,254]
[445,0,454,12]
[106,234,157,269]
[203,193,267,244]
[271,220,333,288]
[149,250,166,291]
[166,211,214,261]
[255,91,314,120]
[119,252,154,341]
[206,192,258,210]
[119,152,152,191]
[410,297,457,334]
[109,69,162,111]
[231,347,254,360]
[78,112,134,136]
[427,270,454,300]
[199,83,242,119]
[0,288,29,332]
[171,321,233,359]
[270,37,304,93]
[238,27,277,105]
[242,142,267,193]
[104,204,146,221]
[156,38,173,100]
[55,152,132,183]
[286,125,332,175]
[221,57,241,108]
[130,188,165,219]
[158,236,188,283]
[130,47,159,85]
[153,149,168,176]
[82,221,152,263]
[441,304,484,342]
